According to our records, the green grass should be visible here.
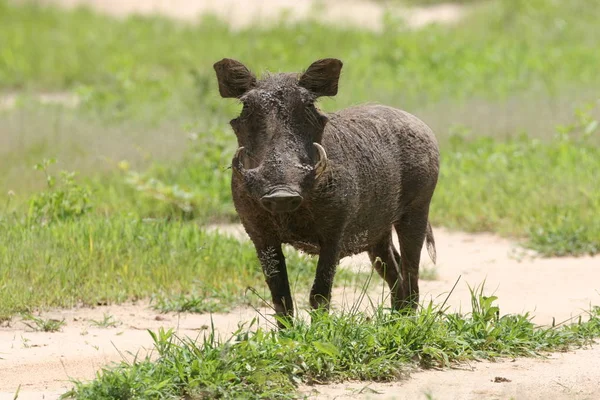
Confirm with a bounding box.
[64,289,600,399]
[0,216,359,319]
[152,292,234,314]
[89,313,122,328]
[432,113,600,255]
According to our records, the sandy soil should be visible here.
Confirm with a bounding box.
[1,226,599,400]
[21,0,465,31]
[300,346,600,399]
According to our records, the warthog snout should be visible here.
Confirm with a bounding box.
[260,189,303,213]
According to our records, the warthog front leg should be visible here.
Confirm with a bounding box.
[309,242,340,312]
[255,243,294,328]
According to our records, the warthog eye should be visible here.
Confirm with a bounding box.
[241,102,250,114]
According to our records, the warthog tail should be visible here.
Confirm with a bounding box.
[426,221,436,264]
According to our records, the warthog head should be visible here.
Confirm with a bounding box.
[214,58,343,213]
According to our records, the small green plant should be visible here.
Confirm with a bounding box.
[20,336,31,348]
[555,101,599,142]
[21,313,65,332]
[89,313,121,328]
[27,159,92,225]
[152,290,234,314]
[3,190,15,213]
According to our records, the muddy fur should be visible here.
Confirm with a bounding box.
[214,58,439,326]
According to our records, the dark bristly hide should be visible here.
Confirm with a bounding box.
[214,58,439,327]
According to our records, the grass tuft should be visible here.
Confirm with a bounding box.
[21,313,65,332]
[89,313,122,329]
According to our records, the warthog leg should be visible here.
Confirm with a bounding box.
[255,242,294,328]
[395,208,430,310]
[368,232,404,310]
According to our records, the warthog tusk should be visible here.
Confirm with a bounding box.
[313,142,328,178]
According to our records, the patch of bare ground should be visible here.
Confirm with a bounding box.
[300,346,600,399]
[15,0,466,31]
[0,302,263,399]
[0,92,79,111]
[1,226,599,399]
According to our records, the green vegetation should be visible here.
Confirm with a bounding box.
[65,290,600,399]
[153,292,233,314]
[433,108,600,256]
[0,215,359,319]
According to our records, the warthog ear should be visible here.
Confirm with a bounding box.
[299,58,343,97]
[213,58,257,98]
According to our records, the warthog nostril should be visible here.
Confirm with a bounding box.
[260,190,303,213]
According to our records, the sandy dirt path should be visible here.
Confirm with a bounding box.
[300,346,600,399]
[21,0,465,31]
[1,226,599,399]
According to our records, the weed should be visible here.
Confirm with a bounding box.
[12,385,21,400]
[20,336,31,349]
[21,313,65,332]
[27,158,92,225]
[124,171,197,217]
[89,313,121,328]
[152,290,234,314]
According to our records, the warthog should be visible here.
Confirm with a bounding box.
[213,58,439,326]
